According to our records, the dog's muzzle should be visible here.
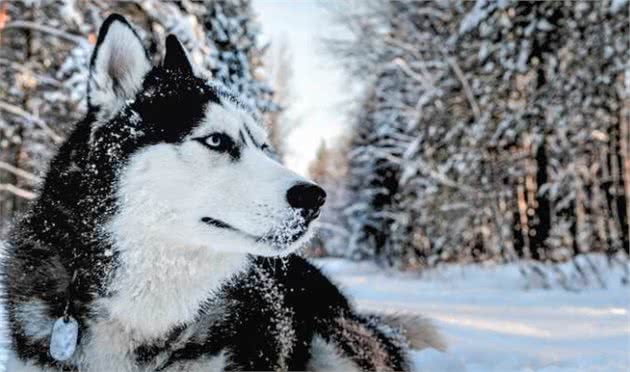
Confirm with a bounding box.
[200,183,326,249]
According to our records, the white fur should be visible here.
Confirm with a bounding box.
[73,318,141,371]
[306,336,360,372]
[88,20,151,122]
[14,300,53,341]
[103,194,248,340]
[7,351,57,372]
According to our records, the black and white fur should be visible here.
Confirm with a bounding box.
[2,15,443,372]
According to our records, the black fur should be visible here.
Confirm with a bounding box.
[163,34,194,75]
[193,132,242,160]
[243,124,261,148]
[1,14,411,371]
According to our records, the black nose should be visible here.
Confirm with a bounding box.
[286,183,326,210]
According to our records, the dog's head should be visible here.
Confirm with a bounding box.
[81,15,325,257]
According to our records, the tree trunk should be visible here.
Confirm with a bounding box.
[530,137,551,260]
[619,93,630,253]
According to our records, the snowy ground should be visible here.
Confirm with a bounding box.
[314,256,630,372]
[0,256,627,371]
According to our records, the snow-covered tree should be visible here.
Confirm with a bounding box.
[323,0,629,274]
[204,0,276,114]
[263,39,294,157]
[307,139,350,257]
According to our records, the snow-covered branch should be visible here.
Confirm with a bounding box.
[0,183,37,200]
[0,101,63,144]
[0,161,42,184]
[2,20,86,45]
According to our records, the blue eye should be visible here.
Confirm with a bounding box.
[206,134,222,148]
[194,133,234,153]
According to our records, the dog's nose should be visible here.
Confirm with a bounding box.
[286,183,326,210]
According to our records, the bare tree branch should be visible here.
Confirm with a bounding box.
[0,161,42,183]
[0,183,37,200]
[445,55,481,122]
[0,57,63,87]
[392,57,435,92]
[0,101,63,144]
[2,20,86,45]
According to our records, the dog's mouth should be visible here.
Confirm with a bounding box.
[201,209,316,250]
[201,217,244,234]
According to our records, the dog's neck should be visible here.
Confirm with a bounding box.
[99,231,248,341]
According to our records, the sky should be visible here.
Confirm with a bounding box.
[252,0,356,175]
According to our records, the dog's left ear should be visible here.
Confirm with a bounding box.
[88,14,152,119]
[163,34,194,75]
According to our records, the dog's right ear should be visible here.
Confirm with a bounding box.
[88,14,151,119]
[163,34,194,75]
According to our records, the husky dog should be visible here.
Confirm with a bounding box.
[2,15,444,372]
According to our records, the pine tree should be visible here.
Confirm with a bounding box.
[204,0,276,115]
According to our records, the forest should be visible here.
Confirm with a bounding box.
[310,0,630,285]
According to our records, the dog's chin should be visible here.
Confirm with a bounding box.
[253,224,315,257]
[199,212,318,257]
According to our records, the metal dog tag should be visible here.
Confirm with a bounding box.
[49,316,79,361]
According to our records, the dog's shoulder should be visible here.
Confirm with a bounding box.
[268,256,413,372]
[168,256,354,371]
[280,255,351,313]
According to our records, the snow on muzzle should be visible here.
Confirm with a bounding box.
[201,182,326,250]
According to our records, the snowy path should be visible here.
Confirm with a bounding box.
[314,258,630,372]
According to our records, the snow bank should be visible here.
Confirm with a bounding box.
[315,256,630,372]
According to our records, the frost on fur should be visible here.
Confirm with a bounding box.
[251,266,297,371]
[258,208,309,251]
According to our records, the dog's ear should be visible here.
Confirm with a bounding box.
[88,14,151,119]
[163,34,193,75]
